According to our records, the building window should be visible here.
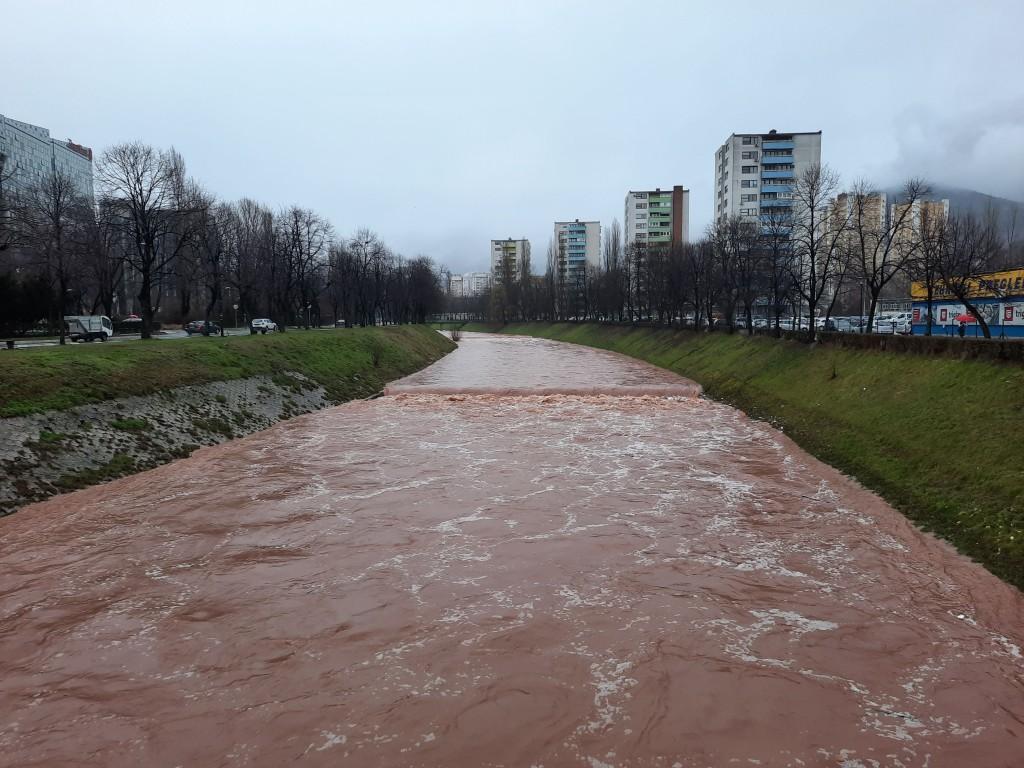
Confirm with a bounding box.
[742,194,757,202]
[742,165,757,174]
[742,136,759,146]
[741,180,758,188]
[742,151,758,160]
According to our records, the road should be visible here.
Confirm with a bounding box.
[6,327,254,349]
[1,333,1022,767]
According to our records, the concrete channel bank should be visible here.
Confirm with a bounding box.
[0,326,455,514]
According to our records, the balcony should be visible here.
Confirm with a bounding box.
[763,140,794,150]
[761,155,794,165]
[762,169,794,179]
[761,182,793,192]
[760,198,793,208]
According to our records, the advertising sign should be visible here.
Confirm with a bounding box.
[1001,303,1024,326]
[910,268,1024,301]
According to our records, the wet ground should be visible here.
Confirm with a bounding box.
[1,333,1022,767]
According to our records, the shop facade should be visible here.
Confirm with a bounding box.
[911,268,1024,338]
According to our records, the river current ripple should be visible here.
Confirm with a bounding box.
[1,333,1022,767]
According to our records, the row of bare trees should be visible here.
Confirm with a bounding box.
[0,142,445,340]
[476,164,1019,341]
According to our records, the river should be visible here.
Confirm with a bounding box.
[1,332,1022,767]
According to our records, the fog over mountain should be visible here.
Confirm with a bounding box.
[2,0,1023,273]
[882,184,1024,227]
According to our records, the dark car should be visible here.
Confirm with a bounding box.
[185,320,222,336]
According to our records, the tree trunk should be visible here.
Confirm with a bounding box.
[58,274,67,346]
[867,294,880,334]
[963,299,991,339]
[139,272,154,340]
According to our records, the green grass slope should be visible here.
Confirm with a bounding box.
[466,322,1024,590]
[0,326,454,418]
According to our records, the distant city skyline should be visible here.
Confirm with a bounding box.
[3,1,1023,273]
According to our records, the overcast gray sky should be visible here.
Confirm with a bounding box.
[4,0,1023,273]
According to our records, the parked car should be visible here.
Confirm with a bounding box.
[872,319,895,334]
[890,312,913,334]
[250,318,278,334]
[186,320,222,336]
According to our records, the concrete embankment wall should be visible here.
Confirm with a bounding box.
[466,322,1024,591]
[0,326,454,514]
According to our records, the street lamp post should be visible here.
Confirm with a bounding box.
[233,303,239,330]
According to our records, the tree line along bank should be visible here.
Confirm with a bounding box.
[0,142,448,342]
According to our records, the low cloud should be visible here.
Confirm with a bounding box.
[882,98,1024,201]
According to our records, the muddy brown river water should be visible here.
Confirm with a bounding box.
[2,333,1023,767]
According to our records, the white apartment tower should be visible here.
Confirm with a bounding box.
[463,272,493,295]
[714,130,821,224]
[447,274,465,297]
[490,238,530,282]
[625,185,691,249]
[554,220,600,280]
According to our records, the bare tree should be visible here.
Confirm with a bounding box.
[15,169,85,343]
[789,163,845,342]
[905,200,949,336]
[846,178,930,331]
[710,216,760,332]
[79,201,123,317]
[96,143,208,338]
[682,239,721,330]
[517,240,533,320]
[936,213,1001,338]
[758,210,797,335]
[601,219,626,320]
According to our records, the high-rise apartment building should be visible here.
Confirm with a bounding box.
[554,220,600,280]
[463,271,493,296]
[891,199,950,234]
[891,198,950,256]
[447,274,465,297]
[490,238,530,282]
[833,191,888,231]
[624,186,690,248]
[0,114,94,200]
[714,130,821,224]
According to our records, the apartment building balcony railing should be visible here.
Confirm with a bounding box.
[762,169,795,179]
[761,155,794,165]
[762,140,794,150]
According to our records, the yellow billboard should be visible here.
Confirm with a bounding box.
[911,268,1024,301]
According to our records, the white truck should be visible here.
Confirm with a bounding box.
[64,315,114,342]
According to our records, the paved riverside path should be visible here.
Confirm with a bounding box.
[1,333,1022,767]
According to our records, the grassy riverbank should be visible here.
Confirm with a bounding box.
[466,322,1024,589]
[0,326,454,418]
